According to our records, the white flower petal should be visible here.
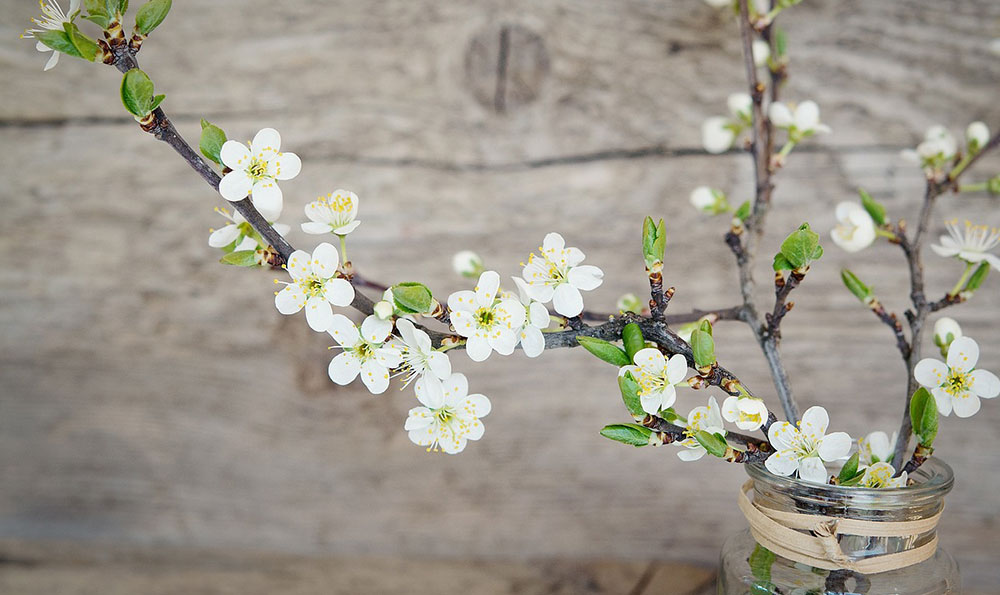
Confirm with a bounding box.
[466,334,492,362]
[208,224,241,248]
[361,315,393,343]
[767,422,798,452]
[326,313,360,347]
[632,347,665,371]
[250,181,283,221]
[528,302,550,329]
[551,283,584,317]
[415,375,444,409]
[271,152,301,180]
[768,102,794,128]
[333,220,362,235]
[305,296,334,332]
[798,457,829,484]
[914,358,948,388]
[677,448,706,462]
[947,336,979,372]
[459,393,492,419]
[328,352,361,385]
[971,369,1000,399]
[310,243,340,278]
[447,290,478,313]
[931,387,953,416]
[640,390,665,415]
[251,127,281,156]
[702,116,735,154]
[951,391,981,418]
[520,325,545,358]
[300,221,331,235]
[495,299,526,330]
[426,351,452,379]
[360,359,390,394]
[665,353,688,385]
[451,310,475,337]
[404,407,434,430]
[219,140,251,171]
[542,232,565,254]
[218,170,253,202]
[818,432,852,462]
[475,270,501,307]
[568,265,604,291]
[375,347,402,369]
[441,373,470,404]
[799,406,829,442]
[489,329,519,356]
[274,284,305,315]
[323,278,355,307]
[764,449,799,476]
[794,101,820,131]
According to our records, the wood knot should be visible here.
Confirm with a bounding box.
[464,23,549,114]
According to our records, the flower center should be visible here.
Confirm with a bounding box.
[738,410,762,424]
[944,369,971,396]
[353,341,374,361]
[247,158,268,181]
[475,307,495,328]
[435,408,455,424]
[299,275,326,298]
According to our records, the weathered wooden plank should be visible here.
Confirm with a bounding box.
[1,0,999,590]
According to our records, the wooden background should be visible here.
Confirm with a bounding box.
[2,0,1000,591]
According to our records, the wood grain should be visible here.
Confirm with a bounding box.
[1,0,999,590]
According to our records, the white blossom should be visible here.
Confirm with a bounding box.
[301,189,361,236]
[830,202,876,253]
[914,336,999,418]
[769,101,831,139]
[373,300,394,320]
[388,318,452,389]
[901,125,957,168]
[274,243,355,332]
[452,250,484,278]
[690,186,729,215]
[702,116,737,154]
[326,314,401,394]
[219,128,301,219]
[931,219,1000,272]
[765,406,852,483]
[727,93,753,123]
[448,271,526,362]
[21,0,80,71]
[966,121,990,152]
[752,39,771,68]
[621,348,688,415]
[859,462,907,489]
[404,373,491,454]
[512,277,550,358]
[675,396,726,461]
[208,206,289,249]
[858,430,897,465]
[722,396,769,432]
[933,317,962,357]
[520,232,604,317]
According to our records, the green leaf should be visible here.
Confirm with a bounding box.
[108,0,129,14]
[772,253,793,272]
[83,14,110,28]
[698,319,713,337]
[577,336,630,367]
[149,93,165,112]
[909,387,938,447]
[199,119,228,165]
[749,544,776,583]
[219,250,259,267]
[840,268,873,304]
[775,223,823,271]
[392,282,433,314]
[600,423,651,447]
[618,371,645,418]
[64,23,98,62]
[85,0,109,16]
[120,68,155,117]
[642,217,666,267]
[135,0,171,35]
[837,452,860,484]
[34,29,84,59]
[775,27,787,57]
[858,188,887,226]
[690,329,715,367]
[733,201,751,223]
[622,322,645,362]
[964,262,990,293]
[694,430,728,458]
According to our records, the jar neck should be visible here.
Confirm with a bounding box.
[746,458,953,522]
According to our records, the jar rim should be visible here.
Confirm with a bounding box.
[745,457,954,499]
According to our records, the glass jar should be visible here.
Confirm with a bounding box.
[718,458,959,594]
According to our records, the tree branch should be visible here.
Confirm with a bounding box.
[640,414,772,463]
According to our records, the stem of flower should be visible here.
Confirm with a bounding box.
[339,234,349,267]
[949,262,975,297]
[958,182,988,193]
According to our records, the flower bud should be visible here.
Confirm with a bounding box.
[451,250,483,278]
[690,186,729,215]
[752,39,770,68]
[373,300,394,320]
[727,93,753,123]
[933,317,962,356]
[616,293,643,314]
[966,121,990,153]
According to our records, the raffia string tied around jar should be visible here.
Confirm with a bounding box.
[737,480,944,574]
